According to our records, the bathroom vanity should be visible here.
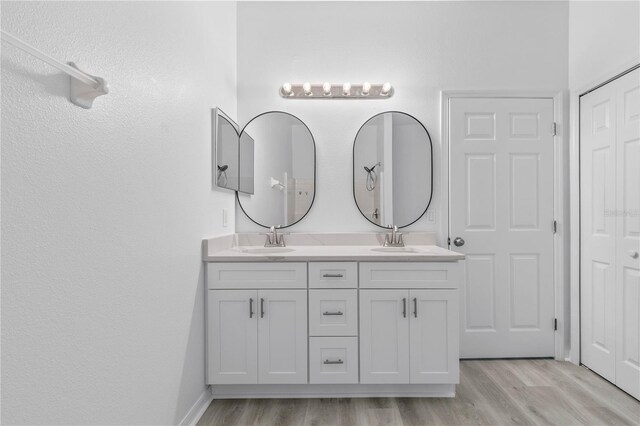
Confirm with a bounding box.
[203,233,464,398]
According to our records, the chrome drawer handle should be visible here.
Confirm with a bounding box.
[323,311,344,316]
[323,359,344,365]
[322,273,344,278]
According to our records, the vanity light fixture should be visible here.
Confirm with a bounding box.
[278,82,394,99]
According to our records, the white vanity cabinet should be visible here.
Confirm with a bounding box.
[359,263,460,385]
[206,259,461,397]
[207,263,308,385]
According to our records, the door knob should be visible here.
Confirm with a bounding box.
[453,237,465,247]
[630,250,639,259]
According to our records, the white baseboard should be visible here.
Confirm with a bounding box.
[179,386,214,426]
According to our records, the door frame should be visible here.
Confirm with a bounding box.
[441,90,567,361]
[569,58,640,365]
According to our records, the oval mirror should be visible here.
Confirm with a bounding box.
[237,111,316,228]
[353,111,433,228]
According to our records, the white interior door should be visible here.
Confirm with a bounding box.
[359,289,410,384]
[450,97,555,358]
[257,289,307,384]
[581,68,640,398]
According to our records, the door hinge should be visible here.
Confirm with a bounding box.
[447,237,451,246]
[554,318,558,331]
[553,220,557,234]
[551,122,557,136]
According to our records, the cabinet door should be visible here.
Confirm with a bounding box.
[409,289,459,384]
[258,289,308,384]
[207,290,258,384]
[359,289,410,384]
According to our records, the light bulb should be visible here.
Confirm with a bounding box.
[282,82,292,96]
[343,82,351,96]
[381,82,392,95]
[303,82,312,96]
[362,82,371,96]
[322,82,332,96]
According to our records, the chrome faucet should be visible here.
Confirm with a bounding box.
[383,225,404,247]
[265,226,286,247]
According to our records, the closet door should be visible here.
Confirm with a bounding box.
[581,67,640,399]
[580,81,617,382]
[614,69,640,399]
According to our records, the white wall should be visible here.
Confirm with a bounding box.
[569,0,640,91]
[236,1,569,237]
[1,2,237,424]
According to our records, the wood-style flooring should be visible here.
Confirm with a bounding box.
[198,359,640,426]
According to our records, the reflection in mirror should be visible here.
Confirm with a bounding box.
[237,112,316,228]
[214,108,240,192]
[353,111,433,228]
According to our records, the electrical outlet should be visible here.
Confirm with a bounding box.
[222,208,228,227]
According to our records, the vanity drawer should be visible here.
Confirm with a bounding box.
[309,337,358,384]
[359,262,461,289]
[309,262,358,288]
[309,289,358,336]
[207,262,307,289]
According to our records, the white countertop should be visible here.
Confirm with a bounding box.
[202,232,465,262]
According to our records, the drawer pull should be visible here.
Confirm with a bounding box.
[322,273,344,278]
[323,311,344,316]
[323,359,344,365]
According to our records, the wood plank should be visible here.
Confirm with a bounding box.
[197,360,640,426]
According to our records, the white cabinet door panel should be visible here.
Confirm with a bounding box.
[409,290,459,384]
[359,289,410,384]
[258,289,308,384]
[207,290,258,384]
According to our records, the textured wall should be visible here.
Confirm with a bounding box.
[1,2,237,424]
[236,1,569,238]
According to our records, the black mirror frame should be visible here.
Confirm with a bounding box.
[352,111,434,229]
[236,110,317,229]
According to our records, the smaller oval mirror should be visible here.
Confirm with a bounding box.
[353,111,433,228]
[237,111,316,228]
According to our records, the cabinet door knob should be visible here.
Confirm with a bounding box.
[402,298,407,318]
[453,237,465,247]
[629,250,639,259]
[413,297,418,318]
[260,298,265,318]
[249,298,254,318]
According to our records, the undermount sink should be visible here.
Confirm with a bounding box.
[237,247,295,254]
[370,247,422,253]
